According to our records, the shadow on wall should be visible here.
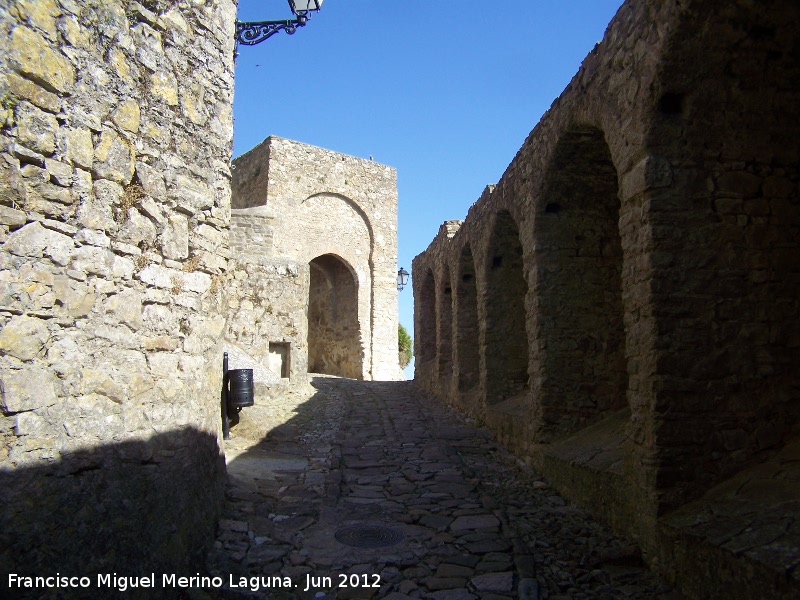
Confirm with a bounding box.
[0,428,225,600]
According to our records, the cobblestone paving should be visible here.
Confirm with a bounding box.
[206,377,678,600]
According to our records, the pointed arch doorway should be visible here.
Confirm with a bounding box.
[307,254,363,379]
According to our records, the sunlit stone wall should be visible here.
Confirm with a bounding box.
[0,0,236,582]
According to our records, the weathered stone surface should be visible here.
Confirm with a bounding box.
[103,289,143,330]
[45,158,73,187]
[0,0,236,583]
[64,127,94,169]
[53,276,95,317]
[16,102,58,155]
[92,129,135,184]
[0,205,27,228]
[11,0,60,37]
[0,316,49,361]
[3,221,73,265]
[137,263,211,294]
[149,70,178,106]
[450,515,500,532]
[470,572,514,593]
[117,207,157,247]
[135,161,167,200]
[6,72,61,113]
[111,98,140,133]
[7,26,75,93]
[70,245,114,277]
[161,214,188,260]
[170,173,213,212]
[1,367,59,412]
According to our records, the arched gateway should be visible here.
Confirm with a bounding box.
[307,254,362,378]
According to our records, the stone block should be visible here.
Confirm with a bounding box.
[161,214,189,260]
[45,158,73,187]
[1,367,59,412]
[470,572,513,593]
[16,102,58,155]
[75,228,110,247]
[0,205,27,228]
[53,277,95,317]
[92,129,135,185]
[64,127,94,169]
[14,410,54,437]
[170,174,214,213]
[135,161,167,199]
[3,220,74,265]
[80,367,126,402]
[103,289,143,330]
[11,0,60,38]
[70,245,114,277]
[111,98,140,133]
[621,155,673,199]
[8,26,75,94]
[150,71,178,106]
[0,315,50,360]
[117,207,157,247]
[6,72,61,113]
[137,263,211,294]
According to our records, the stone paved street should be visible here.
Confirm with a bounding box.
[206,378,678,600]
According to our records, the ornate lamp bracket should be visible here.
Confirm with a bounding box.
[235,15,308,55]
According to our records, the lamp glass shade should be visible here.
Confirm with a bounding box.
[290,0,322,13]
[397,268,409,288]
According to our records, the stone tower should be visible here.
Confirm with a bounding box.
[229,136,403,383]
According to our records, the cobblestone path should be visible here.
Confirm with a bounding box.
[206,377,677,600]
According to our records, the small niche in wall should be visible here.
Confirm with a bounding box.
[268,342,290,379]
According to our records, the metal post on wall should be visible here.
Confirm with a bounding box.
[222,352,230,440]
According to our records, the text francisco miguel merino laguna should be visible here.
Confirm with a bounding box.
[9,572,383,593]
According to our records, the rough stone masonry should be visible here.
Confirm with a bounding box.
[413,0,800,598]
[0,0,236,586]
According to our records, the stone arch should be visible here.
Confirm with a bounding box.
[307,253,362,379]
[484,210,530,406]
[416,268,437,366]
[296,193,373,378]
[437,266,454,391]
[643,0,800,508]
[302,192,375,251]
[456,244,479,393]
[533,125,626,439]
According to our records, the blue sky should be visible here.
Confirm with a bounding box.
[232,0,624,378]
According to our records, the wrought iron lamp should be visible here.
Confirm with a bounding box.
[397,268,410,291]
[235,0,323,56]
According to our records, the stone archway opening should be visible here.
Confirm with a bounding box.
[308,254,362,379]
[438,268,454,389]
[416,269,437,366]
[485,211,530,406]
[536,126,625,438]
[456,245,479,393]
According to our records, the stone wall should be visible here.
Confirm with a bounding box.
[413,0,800,597]
[230,136,402,382]
[0,0,236,584]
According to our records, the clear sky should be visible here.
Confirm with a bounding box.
[232,0,624,378]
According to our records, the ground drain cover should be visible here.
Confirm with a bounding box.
[334,525,404,548]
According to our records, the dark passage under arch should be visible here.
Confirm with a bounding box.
[307,254,362,379]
